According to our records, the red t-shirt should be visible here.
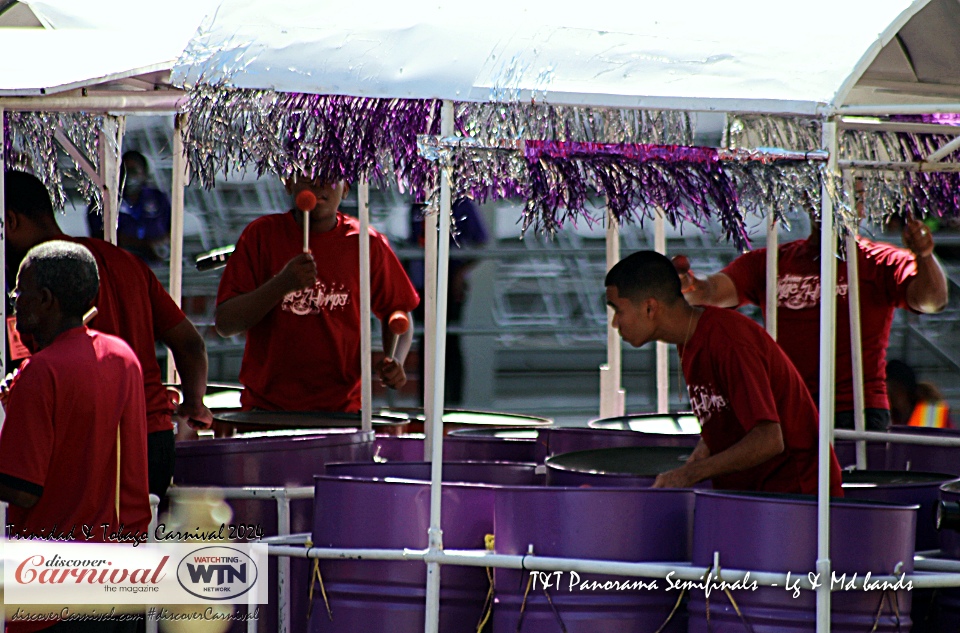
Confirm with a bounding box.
[75,237,187,433]
[722,237,916,412]
[679,307,843,496]
[0,327,151,540]
[217,211,420,411]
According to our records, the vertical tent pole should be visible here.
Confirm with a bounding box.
[600,204,624,418]
[654,212,669,413]
[424,99,454,633]
[765,211,779,339]
[0,108,6,430]
[844,172,867,469]
[167,113,188,383]
[816,119,839,633]
[100,116,125,245]
[422,132,439,461]
[359,178,372,432]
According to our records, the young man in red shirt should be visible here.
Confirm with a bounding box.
[676,216,947,431]
[0,242,149,633]
[605,250,843,496]
[4,170,212,500]
[215,174,419,411]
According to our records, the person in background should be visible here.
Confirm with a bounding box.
[215,172,419,411]
[0,241,149,633]
[5,170,212,500]
[676,212,947,431]
[87,150,172,264]
[605,250,843,496]
[408,198,489,405]
[886,359,954,428]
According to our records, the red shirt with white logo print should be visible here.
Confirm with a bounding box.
[679,307,843,496]
[722,236,915,412]
[217,211,419,411]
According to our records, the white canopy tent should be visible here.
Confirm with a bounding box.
[2,1,959,631]
[170,1,960,632]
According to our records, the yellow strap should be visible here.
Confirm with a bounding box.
[307,559,334,622]
[115,427,121,520]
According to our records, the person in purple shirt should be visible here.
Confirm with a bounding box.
[87,150,171,264]
[409,197,489,405]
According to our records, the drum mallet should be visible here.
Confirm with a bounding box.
[387,311,410,360]
[295,190,317,253]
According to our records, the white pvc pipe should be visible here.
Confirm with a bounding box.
[359,178,372,432]
[167,114,188,383]
[838,102,960,116]
[838,160,960,173]
[839,118,960,136]
[0,93,186,113]
[765,212,779,339]
[654,212,668,413]
[422,178,438,461]
[600,205,623,419]
[835,429,960,446]
[843,174,867,470]
[100,116,125,245]
[0,107,6,393]
[276,495,291,633]
[424,99,454,633]
[817,119,839,633]
[926,135,960,163]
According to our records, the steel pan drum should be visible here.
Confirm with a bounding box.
[324,460,541,485]
[212,410,410,435]
[841,470,956,551]
[589,412,701,434]
[886,426,960,475]
[545,446,694,487]
[377,408,552,434]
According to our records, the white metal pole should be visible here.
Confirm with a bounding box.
[816,119,839,633]
[359,178,372,432]
[654,212,669,413]
[600,205,624,419]
[276,494,291,633]
[424,100,454,633]
[844,173,867,469]
[765,212,779,340]
[0,106,6,392]
[167,113,188,383]
[422,183,439,459]
[838,102,960,116]
[100,116,125,245]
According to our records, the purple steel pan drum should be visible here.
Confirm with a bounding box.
[324,460,540,486]
[588,412,701,434]
[212,409,410,435]
[545,446,695,487]
[309,475,496,633]
[936,481,960,631]
[540,413,700,463]
[841,470,955,551]
[493,486,695,632]
[886,426,960,475]
[373,427,541,464]
[832,439,889,470]
[175,428,375,633]
[689,491,917,632]
[377,407,552,435]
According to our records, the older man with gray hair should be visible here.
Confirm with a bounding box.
[0,241,150,632]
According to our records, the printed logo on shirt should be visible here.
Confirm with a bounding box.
[777,275,848,310]
[282,281,350,316]
[687,384,729,423]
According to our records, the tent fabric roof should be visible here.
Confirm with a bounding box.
[172,0,949,115]
[0,0,218,96]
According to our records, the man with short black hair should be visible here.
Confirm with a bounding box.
[4,169,212,499]
[605,250,843,496]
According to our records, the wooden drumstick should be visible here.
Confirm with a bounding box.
[387,311,410,359]
[295,190,317,253]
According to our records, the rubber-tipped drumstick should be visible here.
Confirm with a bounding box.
[387,311,410,360]
[671,255,690,275]
[295,190,317,253]
[82,306,98,325]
